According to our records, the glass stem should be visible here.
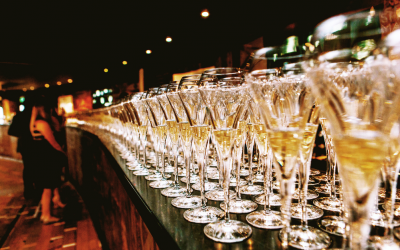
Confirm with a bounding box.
[235,149,241,200]
[247,141,254,186]
[222,156,232,223]
[172,142,179,186]
[161,139,166,179]
[142,139,148,170]
[280,172,295,249]
[300,161,309,229]
[184,146,192,197]
[329,157,337,200]
[384,165,397,242]
[263,155,270,213]
[198,148,207,209]
[205,142,209,183]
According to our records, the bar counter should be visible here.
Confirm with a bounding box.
[66,126,343,250]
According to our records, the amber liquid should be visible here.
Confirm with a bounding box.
[213,128,237,157]
[300,123,318,161]
[254,124,268,155]
[178,122,192,146]
[268,128,302,179]
[334,131,388,202]
[192,125,211,150]
[166,120,179,144]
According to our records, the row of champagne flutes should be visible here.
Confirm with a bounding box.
[66,11,400,250]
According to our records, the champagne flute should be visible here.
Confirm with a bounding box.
[219,80,258,214]
[177,75,225,223]
[245,69,285,229]
[305,12,400,248]
[159,82,189,197]
[248,47,313,249]
[199,68,252,243]
[132,92,152,176]
[146,87,173,188]
[168,76,202,209]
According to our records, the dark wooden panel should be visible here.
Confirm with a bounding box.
[66,128,160,250]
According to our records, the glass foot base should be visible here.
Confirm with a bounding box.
[292,189,319,200]
[279,225,331,249]
[310,168,321,176]
[183,206,225,223]
[149,180,173,189]
[205,189,235,201]
[246,210,284,229]
[295,177,320,186]
[161,186,188,197]
[178,168,186,177]
[204,220,252,243]
[220,199,258,213]
[239,169,250,176]
[240,184,264,195]
[164,166,175,173]
[313,174,339,182]
[286,203,324,220]
[128,165,144,171]
[313,184,339,195]
[253,194,282,206]
[192,182,217,191]
[229,179,247,187]
[133,170,150,176]
[207,171,220,180]
[318,215,345,236]
[313,197,342,212]
[180,176,200,184]
[171,195,202,209]
[145,173,171,181]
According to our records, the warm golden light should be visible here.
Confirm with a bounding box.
[201,9,209,18]
[57,81,62,85]
[30,86,34,90]
[146,50,152,54]
[104,68,109,73]
[45,83,50,88]
[68,79,73,83]
[23,88,27,92]
[370,6,375,16]
[122,61,127,65]
[166,36,172,42]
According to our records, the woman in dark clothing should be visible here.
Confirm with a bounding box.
[30,101,66,224]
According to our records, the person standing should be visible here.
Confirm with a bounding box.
[29,98,66,224]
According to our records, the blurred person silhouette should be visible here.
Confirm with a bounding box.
[29,96,67,224]
[8,96,40,200]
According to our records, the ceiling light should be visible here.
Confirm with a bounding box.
[201,9,209,18]
[146,50,152,54]
[104,68,109,73]
[68,79,73,83]
[23,88,27,92]
[166,37,172,42]
[122,61,127,65]
[30,86,34,90]
[45,84,50,88]
[57,81,62,85]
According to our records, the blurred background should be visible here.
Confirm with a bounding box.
[0,0,389,122]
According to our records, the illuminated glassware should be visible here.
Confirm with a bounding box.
[143,88,172,187]
[199,68,252,243]
[305,11,400,249]
[174,75,225,223]
[248,47,315,248]
[168,76,202,208]
[159,82,189,197]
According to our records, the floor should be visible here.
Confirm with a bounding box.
[0,156,102,250]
